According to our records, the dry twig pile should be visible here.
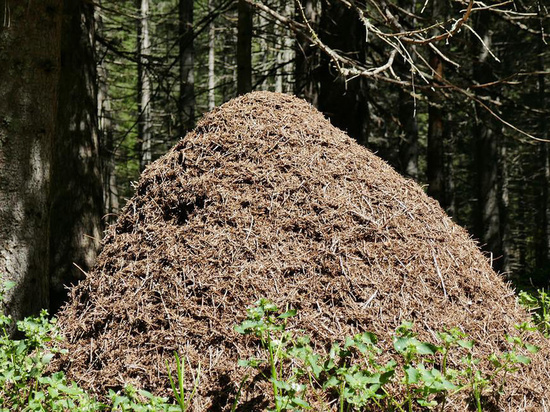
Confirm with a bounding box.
[55,92,550,410]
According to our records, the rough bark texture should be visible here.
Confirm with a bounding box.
[0,2,62,320]
[49,0,103,313]
[237,0,253,94]
[208,0,216,110]
[535,46,549,270]
[97,20,119,224]
[137,0,152,170]
[179,0,195,133]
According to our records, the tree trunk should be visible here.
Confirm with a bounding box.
[208,0,216,110]
[237,0,253,94]
[179,0,195,133]
[0,1,63,320]
[294,0,319,106]
[318,1,368,146]
[426,0,449,208]
[499,141,510,275]
[472,12,503,271]
[535,46,549,270]
[398,87,419,180]
[97,33,119,222]
[49,0,103,313]
[137,0,152,170]
[426,51,447,206]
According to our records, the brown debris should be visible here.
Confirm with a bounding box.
[54,92,550,410]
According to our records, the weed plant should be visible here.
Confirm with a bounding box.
[518,288,550,337]
[0,279,544,411]
[0,281,195,411]
[234,299,540,412]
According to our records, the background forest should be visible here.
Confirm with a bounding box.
[0,0,549,320]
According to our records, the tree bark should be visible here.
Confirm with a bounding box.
[294,0,319,105]
[472,12,503,271]
[535,45,549,270]
[426,0,450,208]
[318,1,368,146]
[97,10,119,223]
[427,52,446,206]
[137,0,152,170]
[208,0,216,110]
[49,0,103,313]
[0,1,63,319]
[179,0,195,133]
[398,87,419,180]
[237,0,253,94]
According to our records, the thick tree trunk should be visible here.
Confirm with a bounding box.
[318,1,368,146]
[0,2,62,319]
[472,13,503,271]
[426,0,449,208]
[275,0,293,94]
[49,0,103,313]
[97,6,119,221]
[294,0,319,106]
[208,0,216,110]
[237,0,253,94]
[137,0,152,170]
[499,142,510,275]
[179,0,195,133]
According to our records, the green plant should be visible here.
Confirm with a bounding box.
[235,298,539,412]
[234,298,308,411]
[0,281,102,411]
[0,279,190,411]
[166,352,201,411]
[392,322,459,411]
[518,288,550,337]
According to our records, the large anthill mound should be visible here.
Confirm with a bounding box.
[55,92,549,410]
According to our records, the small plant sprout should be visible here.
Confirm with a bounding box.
[166,352,201,411]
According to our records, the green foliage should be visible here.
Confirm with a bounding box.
[0,281,192,411]
[518,288,550,337]
[235,299,540,412]
[166,352,201,411]
[0,280,544,411]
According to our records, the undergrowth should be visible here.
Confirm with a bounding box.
[233,298,540,412]
[0,280,547,411]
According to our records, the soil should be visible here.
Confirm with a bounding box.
[53,91,550,411]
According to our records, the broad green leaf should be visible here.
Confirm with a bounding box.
[405,366,420,384]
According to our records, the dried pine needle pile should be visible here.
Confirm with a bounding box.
[54,92,550,410]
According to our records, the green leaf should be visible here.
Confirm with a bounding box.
[457,339,474,349]
[323,376,340,389]
[415,341,436,355]
[238,358,264,368]
[393,337,410,353]
[525,343,540,354]
[417,398,438,407]
[405,366,420,384]
[515,354,531,364]
[2,281,16,291]
[291,397,311,408]
[278,309,296,319]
